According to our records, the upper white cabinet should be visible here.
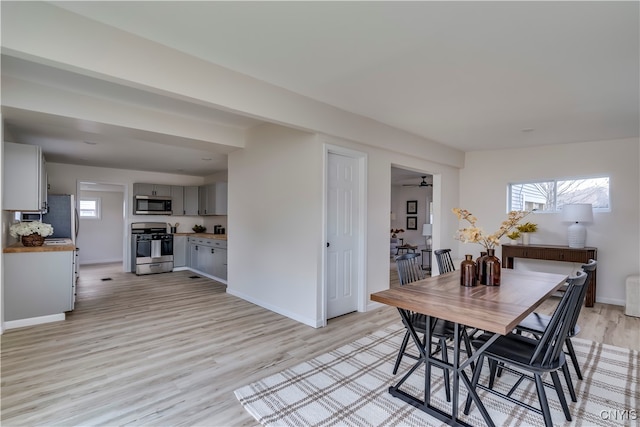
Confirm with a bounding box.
[3,142,48,211]
[170,185,184,216]
[183,186,200,216]
[133,183,171,197]
[198,182,227,215]
[214,182,228,215]
[198,184,216,215]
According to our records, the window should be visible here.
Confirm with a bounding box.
[508,176,610,212]
[79,197,101,219]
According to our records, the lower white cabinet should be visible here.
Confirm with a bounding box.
[4,251,75,321]
[212,246,227,280]
[173,235,187,267]
[187,237,227,281]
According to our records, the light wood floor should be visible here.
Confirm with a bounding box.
[1,262,638,426]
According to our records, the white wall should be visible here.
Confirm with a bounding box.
[460,137,640,305]
[228,124,323,326]
[77,190,124,265]
[228,123,462,327]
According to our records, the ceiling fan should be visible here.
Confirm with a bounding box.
[403,176,433,187]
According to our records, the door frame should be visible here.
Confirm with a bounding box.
[76,179,128,271]
[321,144,368,327]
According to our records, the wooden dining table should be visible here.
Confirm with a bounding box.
[371,268,568,427]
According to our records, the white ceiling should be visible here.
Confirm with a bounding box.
[2,1,638,179]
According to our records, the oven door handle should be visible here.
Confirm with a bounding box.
[151,240,162,258]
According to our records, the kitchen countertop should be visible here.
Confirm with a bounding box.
[3,238,76,253]
[173,232,227,240]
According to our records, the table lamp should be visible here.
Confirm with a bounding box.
[562,203,593,248]
[422,224,432,248]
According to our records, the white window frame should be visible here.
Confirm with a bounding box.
[79,197,101,219]
[508,175,611,213]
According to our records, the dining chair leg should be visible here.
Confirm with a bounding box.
[393,330,411,374]
[463,354,485,415]
[488,359,498,389]
[551,371,572,421]
[565,338,583,380]
[534,374,554,427]
[561,362,577,402]
[439,337,451,402]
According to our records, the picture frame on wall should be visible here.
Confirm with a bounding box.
[407,200,418,214]
[406,216,417,230]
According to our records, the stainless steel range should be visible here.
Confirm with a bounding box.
[130,222,173,275]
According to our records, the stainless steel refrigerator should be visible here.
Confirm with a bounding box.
[42,194,79,243]
[42,194,80,305]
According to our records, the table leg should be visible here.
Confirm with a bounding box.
[389,310,499,427]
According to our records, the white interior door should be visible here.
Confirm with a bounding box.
[326,152,359,319]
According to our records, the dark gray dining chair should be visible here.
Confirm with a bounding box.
[515,259,597,380]
[393,252,474,402]
[434,249,455,274]
[463,270,588,427]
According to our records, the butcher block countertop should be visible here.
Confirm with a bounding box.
[173,232,227,240]
[4,238,76,253]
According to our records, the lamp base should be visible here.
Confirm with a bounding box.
[567,222,586,248]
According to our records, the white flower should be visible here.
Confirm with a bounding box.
[9,221,54,238]
[452,208,533,250]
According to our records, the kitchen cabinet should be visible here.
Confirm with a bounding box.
[197,244,214,276]
[4,251,74,321]
[212,245,227,280]
[187,237,227,281]
[189,241,199,270]
[171,186,184,216]
[133,183,171,197]
[198,184,216,215]
[214,182,228,215]
[198,182,228,215]
[183,186,199,216]
[173,235,187,267]
[3,142,48,211]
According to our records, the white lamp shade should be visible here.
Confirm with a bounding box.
[562,203,593,223]
[422,224,432,236]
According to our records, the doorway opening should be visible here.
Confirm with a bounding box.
[390,167,435,276]
[76,181,127,271]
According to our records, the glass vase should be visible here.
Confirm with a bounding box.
[476,251,488,284]
[484,248,501,286]
[460,254,477,287]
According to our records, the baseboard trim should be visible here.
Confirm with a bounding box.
[367,300,386,311]
[5,313,66,330]
[179,267,227,285]
[226,287,320,328]
[595,297,624,307]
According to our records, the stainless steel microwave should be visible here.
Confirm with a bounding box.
[134,195,172,215]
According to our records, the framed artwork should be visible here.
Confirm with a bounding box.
[406,216,417,230]
[406,200,418,214]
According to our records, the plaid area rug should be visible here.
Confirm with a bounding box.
[234,326,639,426]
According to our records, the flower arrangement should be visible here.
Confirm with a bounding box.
[452,208,533,250]
[506,231,521,241]
[516,222,538,233]
[9,221,54,238]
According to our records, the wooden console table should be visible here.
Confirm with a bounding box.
[502,244,598,307]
